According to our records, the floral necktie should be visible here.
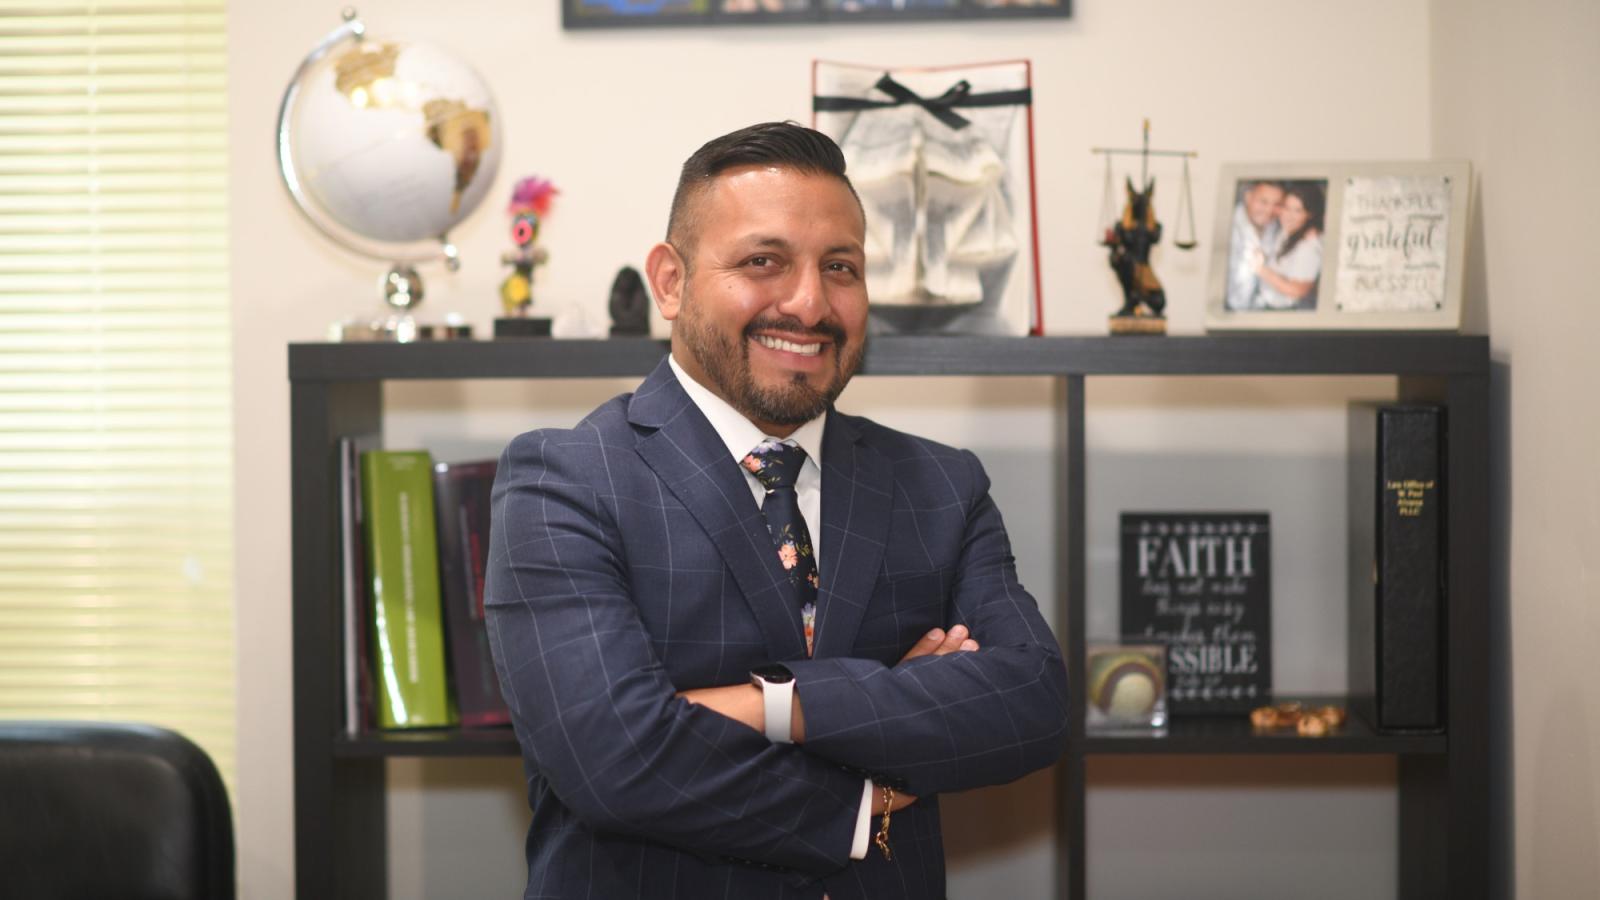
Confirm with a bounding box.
[741,439,819,656]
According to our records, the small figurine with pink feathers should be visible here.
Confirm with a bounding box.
[499,176,558,319]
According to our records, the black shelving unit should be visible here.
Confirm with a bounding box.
[289,334,1490,900]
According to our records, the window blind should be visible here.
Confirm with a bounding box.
[0,0,234,788]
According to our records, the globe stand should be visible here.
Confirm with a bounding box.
[493,316,552,339]
[326,263,472,343]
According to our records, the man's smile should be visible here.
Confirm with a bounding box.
[752,333,825,357]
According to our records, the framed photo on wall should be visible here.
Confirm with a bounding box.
[1205,161,1471,331]
[561,0,1069,29]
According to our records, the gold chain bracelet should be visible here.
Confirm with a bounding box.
[874,784,894,861]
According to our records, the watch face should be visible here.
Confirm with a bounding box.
[751,664,794,684]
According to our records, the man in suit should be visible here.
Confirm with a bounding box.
[1225,180,1285,310]
[485,121,1068,900]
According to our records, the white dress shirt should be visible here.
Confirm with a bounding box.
[667,353,874,861]
[668,354,824,570]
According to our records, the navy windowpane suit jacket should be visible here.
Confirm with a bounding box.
[485,359,1069,900]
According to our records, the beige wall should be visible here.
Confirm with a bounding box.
[229,1,1451,897]
[1432,1,1600,897]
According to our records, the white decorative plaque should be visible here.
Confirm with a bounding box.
[1334,175,1453,313]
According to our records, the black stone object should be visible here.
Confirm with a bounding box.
[608,266,651,337]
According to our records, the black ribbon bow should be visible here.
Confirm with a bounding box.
[873,75,974,130]
[813,73,1032,132]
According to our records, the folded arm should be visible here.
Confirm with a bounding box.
[675,625,979,812]
[779,450,1071,797]
[485,428,864,874]
[677,624,980,743]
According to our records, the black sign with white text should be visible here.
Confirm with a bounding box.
[1119,512,1271,714]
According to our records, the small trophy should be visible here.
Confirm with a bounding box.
[495,176,557,338]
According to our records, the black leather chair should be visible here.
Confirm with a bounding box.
[0,721,235,900]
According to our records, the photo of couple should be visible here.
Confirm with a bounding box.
[1224,178,1327,312]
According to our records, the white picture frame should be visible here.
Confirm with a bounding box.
[1205,161,1471,331]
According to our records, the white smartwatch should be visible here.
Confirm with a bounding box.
[749,664,795,744]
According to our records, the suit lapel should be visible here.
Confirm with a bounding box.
[813,413,892,658]
[629,360,808,661]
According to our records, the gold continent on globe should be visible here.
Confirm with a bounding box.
[331,43,492,216]
[423,98,491,214]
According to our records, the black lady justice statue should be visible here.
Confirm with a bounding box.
[1093,121,1198,336]
[1106,176,1168,334]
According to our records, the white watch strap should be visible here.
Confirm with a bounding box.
[760,677,793,744]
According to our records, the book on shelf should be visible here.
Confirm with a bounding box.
[433,459,511,727]
[1120,511,1272,715]
[361,449,457,730]
[1348,403,1445,732]
[338,435,380,734]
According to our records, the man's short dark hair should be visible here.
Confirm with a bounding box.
[666,121,860,260]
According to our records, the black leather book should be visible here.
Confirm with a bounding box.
[1348,404,1445,732]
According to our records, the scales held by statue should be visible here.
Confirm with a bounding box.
[1093,121,1199,336]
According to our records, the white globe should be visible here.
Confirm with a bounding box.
[282,34,502,254]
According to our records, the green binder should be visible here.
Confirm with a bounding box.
[361,449,456,729]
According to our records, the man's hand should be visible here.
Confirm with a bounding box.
[898,624,979,664]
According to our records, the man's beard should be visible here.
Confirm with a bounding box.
[676,298,862,428]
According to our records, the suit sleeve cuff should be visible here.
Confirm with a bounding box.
[849,778,873,860]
